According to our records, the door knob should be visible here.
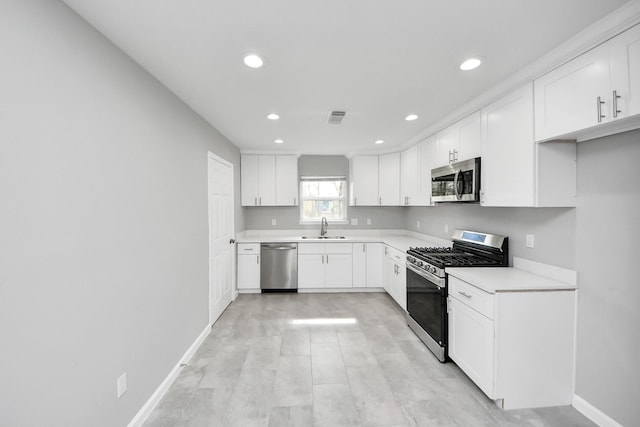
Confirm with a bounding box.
[229,239,236,244]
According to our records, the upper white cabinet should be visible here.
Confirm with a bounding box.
[349,155,379,206]
[241,154,298,206]
[400,145,421,206]
[378,153,401,206]
[481,83,576,207]
[535,24,640,142]
[434,111,481,167]
[275,155,299,206]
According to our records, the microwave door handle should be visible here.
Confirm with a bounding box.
[453,169,461,200]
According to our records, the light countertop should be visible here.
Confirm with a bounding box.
[446,266,577,293]
[235,229,450,253]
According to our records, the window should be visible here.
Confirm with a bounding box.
[299,176,347,223]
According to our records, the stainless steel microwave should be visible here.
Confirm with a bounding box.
[431,157,481,203]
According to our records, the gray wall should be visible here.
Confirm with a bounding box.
[574,129,639,426]
[404,205,576,268]
[243,155,405,230]
[0,1,241,426]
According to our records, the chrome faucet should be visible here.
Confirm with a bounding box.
[320,217,328,237]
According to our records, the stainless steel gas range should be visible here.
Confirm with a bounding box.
[405,230,508,362]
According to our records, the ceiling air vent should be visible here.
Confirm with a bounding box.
[328,111,346,125]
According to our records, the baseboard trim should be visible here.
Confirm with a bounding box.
[127,323,212,427]
[573,395,623,427]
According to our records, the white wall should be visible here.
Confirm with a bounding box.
[0,1,241,426]
[575,129,640,426]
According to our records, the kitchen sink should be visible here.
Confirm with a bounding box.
[301,236,346,240]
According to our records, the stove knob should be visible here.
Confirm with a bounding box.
[429,266,437,274]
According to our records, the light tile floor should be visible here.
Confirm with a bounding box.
[143,293,595,427]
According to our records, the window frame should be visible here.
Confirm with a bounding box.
[298,176,348,224]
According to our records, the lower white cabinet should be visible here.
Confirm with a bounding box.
[383,245,406,310]
[298,243,352,289]
[353,242,384,288]
[237,243,260,290]
[447,274,576,410]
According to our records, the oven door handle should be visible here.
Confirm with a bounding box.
[406,263,445,288]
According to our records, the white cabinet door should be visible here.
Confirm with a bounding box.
[481,84,535,207]
[350,156,379,206]
[611,24,640,118]
[457,111,481,161]
[435,125,458,167]
[298,254,325,288]
[395,263,407,310]
[237,254,260,290]
[382,247,393,294]
[534,47,610,141]
[352,243,367,288]
[448,297,495,398]
[275,155,298,206]
[257,155,276,206]
[419,136,436,205]
[365,243,383,287]
[325,254,353,288]
[241,155,259,206]
[378,153,400,205]
[400,145,419,206]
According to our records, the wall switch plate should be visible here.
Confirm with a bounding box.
[444,224,449,234]
[351,218,358,225]
[417,220,421,229]
[117,373,127,398]
[526,234,535,248]
[366,218,371,225]
[271,218,277,226]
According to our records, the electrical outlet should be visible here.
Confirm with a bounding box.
[271,218,277,226]
[117,373,127,398]
[417,220,421,229]
[351,218,358,225]
[366,218,372,225]
[444,224,449,234]
[526,234,535,248]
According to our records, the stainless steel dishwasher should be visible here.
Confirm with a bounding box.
[260,243,298,291]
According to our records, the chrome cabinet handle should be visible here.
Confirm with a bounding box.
[354,197,357,206]
[326,255,329,264]
[458,291,472,298]
[597,96,605,122]
[257,255,259,264]
[613,90,621,118]
[254,197,257,206]
[294,197,297,205]
[259,197,262,205]
[379,196,382,205]
[362,243,365,253]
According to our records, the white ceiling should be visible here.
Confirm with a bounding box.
[62,0,628,155]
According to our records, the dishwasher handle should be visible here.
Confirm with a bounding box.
[261,243,297,250]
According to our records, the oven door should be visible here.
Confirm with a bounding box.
[406,263,447,361]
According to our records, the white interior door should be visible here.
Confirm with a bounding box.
[208,152,235,325]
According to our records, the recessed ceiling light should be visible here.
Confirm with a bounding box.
[405,114,419,121]
[460,58,482,71]
[374,140,384,145]
[274,139,284,144]
[267,113,280,120]
[243,54,264,68]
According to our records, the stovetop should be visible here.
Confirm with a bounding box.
[406,230,508,278]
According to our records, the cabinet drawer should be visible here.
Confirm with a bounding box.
[298,243,324,254]
[324,243,352,254]
[448,275,494,320]
[237,243,260,254]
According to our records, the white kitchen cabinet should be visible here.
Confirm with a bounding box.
[275,155,299,206]
[481,83,576,207]
[419,136,436,206]
[434,111,481,167]
[400,145,421,206]
[534,24,640,142]
[237,244,260,290]
[383,245,406,310]
[241,154,298,206]
[349,155,379,206]
[298,243,352,289]
[378,153,400,205]
[447,273,576,410]
[353,242,384,288]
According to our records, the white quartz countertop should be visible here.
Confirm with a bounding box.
[236,229,450,253]
[446,266,577,293]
